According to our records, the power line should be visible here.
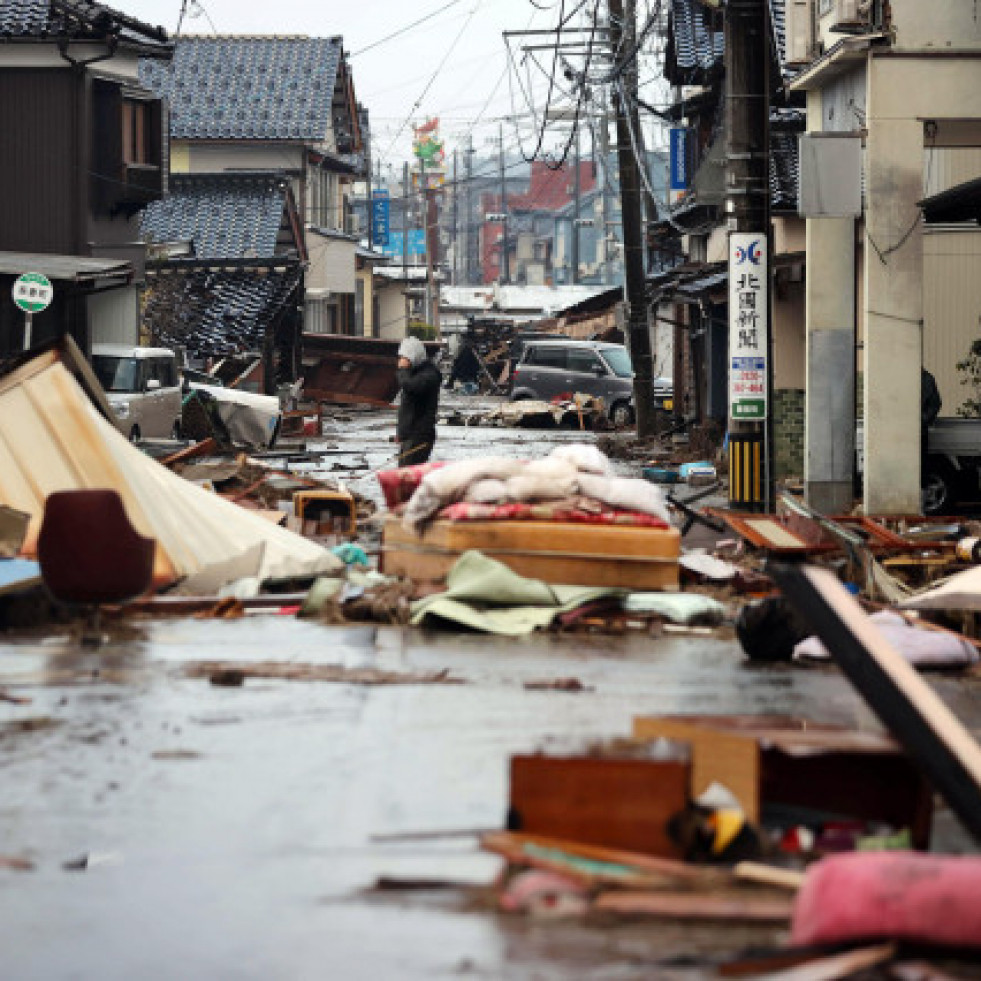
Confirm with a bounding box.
[381,1,483,162]
[351,0,465,57]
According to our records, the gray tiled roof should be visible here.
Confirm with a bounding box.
[143,263,302,357]
[666,0,724,83]
[666,0,793,83]
[0,0,169,48]
[770,130,800,211]
[141,173,290,260]
[140,35,342,142]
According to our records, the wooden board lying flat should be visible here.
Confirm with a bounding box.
[593,890,794,923]
[772,563,981,844]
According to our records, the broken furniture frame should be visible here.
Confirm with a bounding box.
[772,563,981,844]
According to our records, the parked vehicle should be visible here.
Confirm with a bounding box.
[91,344,183,441]
[922,418,981,514]
[511,339,636,425]
[857,417,981,514]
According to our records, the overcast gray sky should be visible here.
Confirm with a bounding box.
[122,0,574,171]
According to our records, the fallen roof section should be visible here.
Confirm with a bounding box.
[0,341,339,587]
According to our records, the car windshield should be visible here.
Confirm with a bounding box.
[599,347,633,378]
[92,356,139,393]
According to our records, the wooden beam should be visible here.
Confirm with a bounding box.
[772,563,981,843]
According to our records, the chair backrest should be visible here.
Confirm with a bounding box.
[38,489,155,604]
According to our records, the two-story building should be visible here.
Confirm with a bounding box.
[140,34,371,337]
[790,0,981,513]
[0,0,172,357]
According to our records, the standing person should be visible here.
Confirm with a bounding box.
[921,366,942,486]
[396,336,440,466]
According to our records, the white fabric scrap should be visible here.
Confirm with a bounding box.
[623,592,725,625]
[549,443,612,476]
[680,551,739,581]
[576,473,673,526]
[793,610,979,668]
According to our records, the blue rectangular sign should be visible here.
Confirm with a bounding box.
[370,189,390,247]
[379,229,426,261]
[669,127,690,192]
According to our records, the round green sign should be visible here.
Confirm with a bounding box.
[12,272,53,315]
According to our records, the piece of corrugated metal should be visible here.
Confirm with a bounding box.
[0,351,338,587]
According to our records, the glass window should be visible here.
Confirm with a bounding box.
[599,347,633,378]
[92,356,139,393]
[527,346,567,369]
[568,350,604,374]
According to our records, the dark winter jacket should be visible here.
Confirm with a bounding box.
[397,360,441,442]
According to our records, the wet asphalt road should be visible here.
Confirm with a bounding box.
[3,405,981,979]
[4,618,981,979]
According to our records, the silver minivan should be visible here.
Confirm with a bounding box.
[91,344,183,441]
[511,339,637,425]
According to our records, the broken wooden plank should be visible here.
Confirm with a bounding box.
[184,661,463,686]
[733,862,806,892]
[481,831,728,889]
[737,943,896,981]
[593,890,794,922]
[772,563,981,843]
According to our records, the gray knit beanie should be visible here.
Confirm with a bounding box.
[398,336,427,368]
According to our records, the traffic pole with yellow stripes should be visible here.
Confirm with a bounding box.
[728,429,766,511]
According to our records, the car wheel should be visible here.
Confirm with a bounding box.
[610,401,635,427]
[922,459,956,516]
[128,426,141,443]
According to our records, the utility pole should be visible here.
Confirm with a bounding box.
[599,88,611,286]
[452,149,459,286]
[402,161,410,333]
[725,0,772,512]
[499,121,509,285]
[465,135,474,285]
[572,124,581,285]
[425,184,439,335]
[608,0,655,437]
[366,142,373,250]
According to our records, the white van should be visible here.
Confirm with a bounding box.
[91,344,183,441]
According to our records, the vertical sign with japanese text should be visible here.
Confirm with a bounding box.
[728,232,768,421]
[370,188,390,247]
[669,127,690,204]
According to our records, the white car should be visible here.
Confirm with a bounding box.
[91,344,183,441]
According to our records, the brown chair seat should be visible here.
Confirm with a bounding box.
[38,489,155,605]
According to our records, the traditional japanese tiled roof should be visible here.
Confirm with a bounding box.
[0,0,169,51]
[770,129,800,211]
[143,262,302,357]
[141,173,293,260]
[139,35,342,142]
[665,0,724,85]
[665,0,794,85]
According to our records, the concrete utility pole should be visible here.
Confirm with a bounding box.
[725,0,773,511]
[465,135,474,285]
[599,88,612,286]
[452,149,459,286]
[402,161,410,332]
[572,124,581,285]
[608,0,656,437]
[499,121,510,285]
[425,185,440,335]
